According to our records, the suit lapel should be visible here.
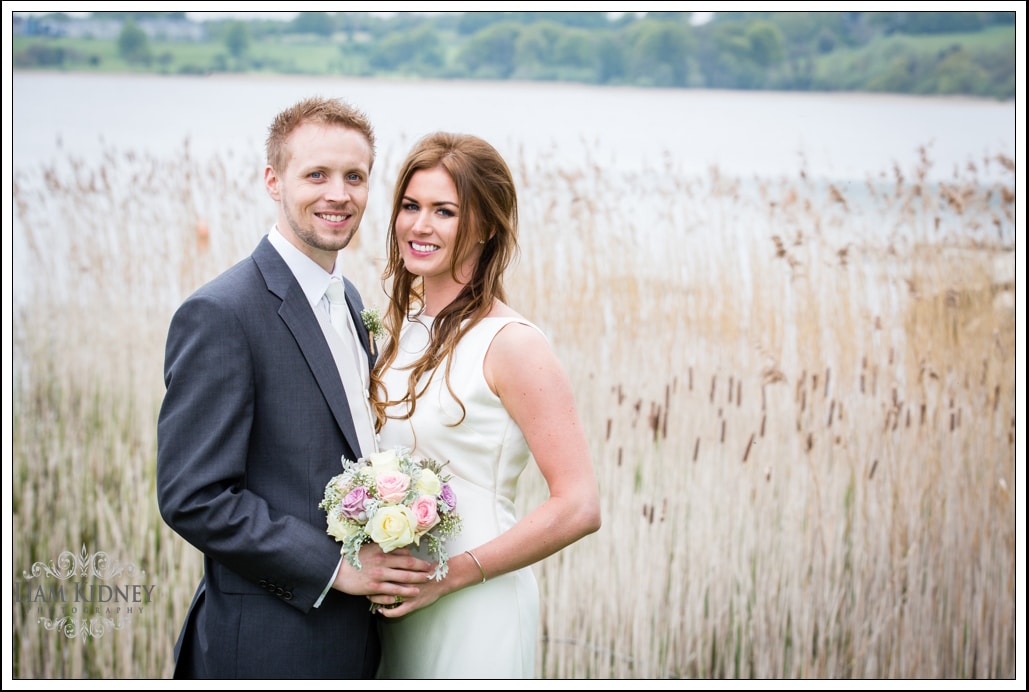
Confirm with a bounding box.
[253,238,365,459]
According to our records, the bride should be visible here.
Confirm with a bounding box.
[367,131,602,679]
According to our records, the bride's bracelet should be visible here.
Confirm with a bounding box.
[465,549,487,584]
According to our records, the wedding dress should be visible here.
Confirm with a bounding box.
[376,315,540,679]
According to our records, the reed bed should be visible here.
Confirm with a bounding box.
[11,137,1016,679]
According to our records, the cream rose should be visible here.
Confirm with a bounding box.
[367,505,418,552]
[326,509,360,543]
[368,449,401,472]
[414,467,442,496]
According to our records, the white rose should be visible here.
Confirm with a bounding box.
[326,510,361,543]
[367,505,418,552]
[414,468,442,496]
[368,449,401,472]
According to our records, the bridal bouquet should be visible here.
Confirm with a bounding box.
[319,447,461,581]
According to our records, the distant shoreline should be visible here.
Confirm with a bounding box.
[10,68,1015,105]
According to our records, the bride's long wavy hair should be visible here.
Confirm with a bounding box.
[369,132,519,432]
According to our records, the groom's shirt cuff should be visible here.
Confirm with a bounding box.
[314,558,342,608]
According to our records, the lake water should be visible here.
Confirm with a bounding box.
[11,72,1018,183]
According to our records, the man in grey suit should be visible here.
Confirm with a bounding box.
[157,96,432,679]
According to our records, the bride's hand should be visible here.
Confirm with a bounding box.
[373,550,492,617]
[370,574,447,617]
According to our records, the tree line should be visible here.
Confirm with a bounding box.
[13,11,1017,100]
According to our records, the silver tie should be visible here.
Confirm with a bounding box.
[324,278,377,457]
[324,279,351,341]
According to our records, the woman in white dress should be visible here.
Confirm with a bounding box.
[367,132,601,679]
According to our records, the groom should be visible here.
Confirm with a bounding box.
[156,96,432,679]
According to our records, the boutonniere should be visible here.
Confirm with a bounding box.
[360,308,385,353]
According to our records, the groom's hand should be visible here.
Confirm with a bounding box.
[332,544,433,600]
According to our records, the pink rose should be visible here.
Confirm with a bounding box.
[340,486,370,520]
[410,494,440,532]
[376,472,411,503]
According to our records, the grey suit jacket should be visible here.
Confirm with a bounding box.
[156,236,379,678]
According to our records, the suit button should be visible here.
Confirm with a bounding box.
[283,591,294,600]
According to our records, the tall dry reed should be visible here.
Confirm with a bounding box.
[11,137,1016,679]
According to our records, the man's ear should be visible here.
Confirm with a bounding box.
[264,165,280,201]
